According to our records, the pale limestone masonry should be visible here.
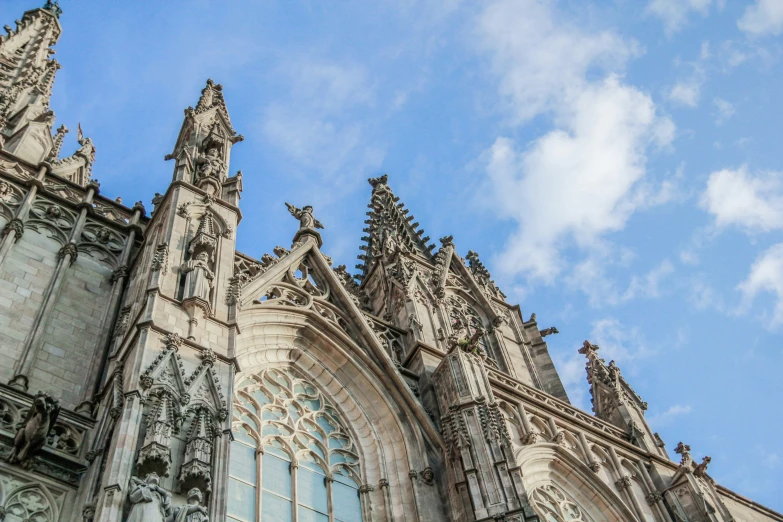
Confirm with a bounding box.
[0,2,780,522]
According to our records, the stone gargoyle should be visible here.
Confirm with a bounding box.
[7,391,60,468]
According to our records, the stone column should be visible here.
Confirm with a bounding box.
[80,201,145,406]
[94,327,150,522]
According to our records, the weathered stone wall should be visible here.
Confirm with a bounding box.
[0,230,59,383]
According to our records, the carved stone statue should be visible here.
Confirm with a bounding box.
[127,473,172,522]
[285,202,324,231]
[182,252,214,301]
[195,146,226,182]
[7,391,60,468]
[172,487,209,522]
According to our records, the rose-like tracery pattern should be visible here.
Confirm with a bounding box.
[229,367,363,522]
[530,484,594,522]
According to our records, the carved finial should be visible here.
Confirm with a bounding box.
[675,441,692,468]
[42,0,62,17]
[47,124,69,161]
[439,235,454,247]
[368,174,388,188]
[693,456,711,477]
[579,340,598,355]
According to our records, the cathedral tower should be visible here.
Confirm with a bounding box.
[0,3,780,522]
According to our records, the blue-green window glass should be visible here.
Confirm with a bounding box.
[261,451,292,521]
[228,441,257,522]
[231,368,364,522]
[334,481,362,522]
[296,462,329,515]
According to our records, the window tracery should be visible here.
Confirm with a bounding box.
[229,368,363,522]
[529,484,594,522]
[446,295,497,366]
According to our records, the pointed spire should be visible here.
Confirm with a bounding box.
[193,78,241,139]
[0,1,62,153]
[358,174,435,280]
[166,79,244,198]
[45,122,67,160]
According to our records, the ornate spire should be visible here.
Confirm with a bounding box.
[0,2,62,156]
[357,174,436,280]
[193,78,240,137]
[45,123,67,160]
[166,79,244,201]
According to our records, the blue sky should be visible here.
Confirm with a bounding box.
[8,0,783,510]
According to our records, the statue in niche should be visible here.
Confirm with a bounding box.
[195,145,226,182]
[127,473,172,522]
[285,202,324,231]
[182,252,214,301]
[172,488,209,522]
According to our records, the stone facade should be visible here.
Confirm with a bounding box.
[0,3,780,522]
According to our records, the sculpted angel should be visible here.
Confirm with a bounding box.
[285,202,324,231]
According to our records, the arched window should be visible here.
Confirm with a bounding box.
[228,368,363,522]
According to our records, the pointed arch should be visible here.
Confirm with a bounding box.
[235,308,436,522]
[515,444,640,522]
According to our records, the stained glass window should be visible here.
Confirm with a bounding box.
[230,367,363,521]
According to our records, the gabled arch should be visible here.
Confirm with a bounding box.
[515,443,640,522]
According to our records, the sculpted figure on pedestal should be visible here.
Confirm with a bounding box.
[285,202,324,231]
[172,488,209,522]
[128,473,172,522]
[183,252,214,301]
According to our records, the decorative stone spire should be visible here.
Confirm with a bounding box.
[0,2,62,157]
[179,407,216,494]
[49,123,96,186]
[166,79,244,200]
[45,122,67,160]
[580,340,667,457]
[357,174,436,280]
[464,250,506,300]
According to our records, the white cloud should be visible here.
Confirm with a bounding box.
[668,79,702,107]
[700,167,783,231]
[477,0,638,123]
[738,0,783,36]
[476,0,674,284]
[590,318,655,363]
[623,259,675,300]
[737,243,783,328]
[647,404,693,428]
[484,76,673,281]
[647,0,713,34]
[713,97,735,125]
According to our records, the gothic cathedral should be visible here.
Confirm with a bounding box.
[0,3,778,522]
